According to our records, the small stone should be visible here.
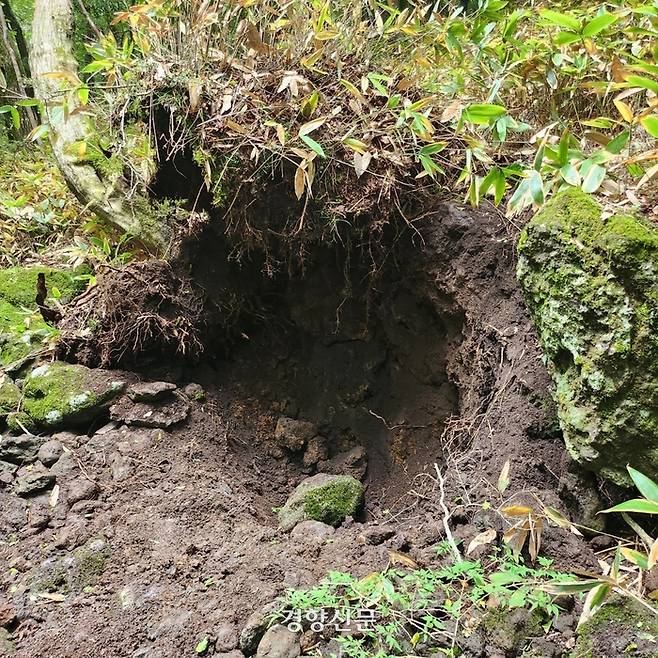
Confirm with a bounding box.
[215,622,239,652]
[37,440,63,466]
[14,467,55,496]
[0,600,16,628]
[49,452,77,477]
[256,624,300,658]
[27,504,51,531]
[290,520,335,543]
[109,452,132,482]
[183,383,205,400]
[216,652,245,658]
[0,434,42,464]
[128,381,176,402]
[110,396,190,429]
[66,477,100,505]
[0,460,17,486]
[318,446,368,481]
[363,525,395,546]
[274,417,316,452]
[240,601,281,655]
[302,436,329,468]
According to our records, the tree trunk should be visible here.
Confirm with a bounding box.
[29,0,168,254]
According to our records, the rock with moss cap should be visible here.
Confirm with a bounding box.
[7,361,125,432]
[278,473,364,531]
[517,188,658,485]
[0,375,20,419]
[0,266,89,369]
[571,596,658,657]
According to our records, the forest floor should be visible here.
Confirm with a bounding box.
[0,202,630,658]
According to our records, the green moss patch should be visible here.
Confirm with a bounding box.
[517,188,658,485]
[278,473,364,531]
[7,361,125,431]
[0,266,89,368]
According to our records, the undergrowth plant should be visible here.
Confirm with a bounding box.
[29,0,658,241]
[279,545,570,657]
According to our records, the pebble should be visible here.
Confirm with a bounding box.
[49,452,78,476]
[66,477,100,505]
[290,520,335,543]
[0,434,42,464]
[256,624,300,658]
[128,381,177,402]
[37,440,63,466]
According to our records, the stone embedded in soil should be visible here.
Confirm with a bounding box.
[517,188,658,483]
[317,446,368,481]
[278,473,364,531]
[127,381,177,402]
[362,525,395,546]
[0,434,42,464]
[37,439,64,466]
[239,601,281,655]
[290,520,335,543]
[0,599,16,628]
[49,451,77,477]
[110,394,190,429]
[302,436,328,468]
[14,466,55,496]
[215,622,239,652]
[183,382,205,400]
[256,624,300,658]
[31,536,110,594]
[66,477,100,505]
[274,417,316,452]
[216,652,245,658]
[0,492,26,531]
[574,596,658,657]
[7,362,125,433]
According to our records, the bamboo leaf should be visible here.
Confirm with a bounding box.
[627,467,658,502]
[601,499,658,515]
[539,10,581,32]
[300,135,326,158]
[582,13,618,37]
[298,118,325,136]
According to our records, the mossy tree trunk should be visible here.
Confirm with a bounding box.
[29,0,169,254]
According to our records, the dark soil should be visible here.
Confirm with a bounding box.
[0,202,613,657]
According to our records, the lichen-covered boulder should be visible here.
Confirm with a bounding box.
[278,473,364,531]
[571,596,658,657]
[0,266,88,368]
[7,361,125,432]
[517,189,658,485]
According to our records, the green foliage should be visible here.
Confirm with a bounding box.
[67,0,658,225]
[281,547,569,657]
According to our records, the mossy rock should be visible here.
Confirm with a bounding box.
[278,473,364,531]
[0,266,89,368]
[482,607,544,654]
[31,536,111,595]
[517,189,658,485]
[571,596,658,657]
[0,375,20,418]
[7,361,125,432]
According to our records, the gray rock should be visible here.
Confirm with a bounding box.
[290,520,335,543]
[274,417,316,452]
[240,601,281,655]
[362,525,395,546]
[66,477,100,505]
[0,492,26,530]
[216,652,245,658]
[302,436,329,468]
[216,622,239,652]
[0,460,17,486]
[109,452,132,482]
[256,625,300,658]
[49,452,77,476]
[183,382,205,400]
[128,381,176,402]
[37,440,63,466]
[278,473,364,531]
[14,466,55,496]
[110,396,190,429]
[0,434,42,464]
[318,446,367,481]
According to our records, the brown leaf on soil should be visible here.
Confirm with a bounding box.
[387,549,418,569]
